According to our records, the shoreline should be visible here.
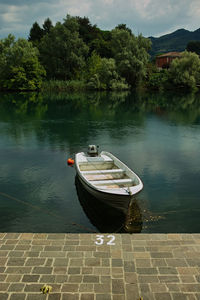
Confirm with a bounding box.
[0,80,199,94]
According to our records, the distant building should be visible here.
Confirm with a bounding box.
[156,52,182,69]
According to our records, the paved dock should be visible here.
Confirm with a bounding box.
[1,233,200,299]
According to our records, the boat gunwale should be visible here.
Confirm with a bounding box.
[75,151,143,196]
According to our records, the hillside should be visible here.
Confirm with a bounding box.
[149,28,200,57]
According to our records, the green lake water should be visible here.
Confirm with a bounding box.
[0,91,200,233]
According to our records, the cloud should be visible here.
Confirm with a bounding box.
[0,0,93,38]
[1,5,21,23]
[0,0,200,39]
[85,0,199,36]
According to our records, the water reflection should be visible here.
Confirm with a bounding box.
[0,90,200,232]
[0,90,200,125]
[0,90,200,155]
[75,176,143,233]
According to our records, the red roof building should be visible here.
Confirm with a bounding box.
[156,52,182,69]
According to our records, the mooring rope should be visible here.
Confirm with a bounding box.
[0,192,97,233]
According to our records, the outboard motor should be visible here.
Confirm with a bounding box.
[87,145,99,157]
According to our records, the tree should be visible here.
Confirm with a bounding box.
[76,16,112,58]
[76,16,98,44]
[111,28,151,86]
[89,36,112,58]
[115,24,133,35]
[186,41,200,55]
[28,19,53,47]
[42,18,53,34]
[0,34,46,90]
[39,16,89,80]
[169,51,200,89]
[86,52,129,90]
[28,22,44,46]
[86,51,102,78]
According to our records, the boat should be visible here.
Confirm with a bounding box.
[75,175,126,233]
[75,145,143,213]
[75,175,143,233]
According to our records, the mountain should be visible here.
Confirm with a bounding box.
[149,28,200,57]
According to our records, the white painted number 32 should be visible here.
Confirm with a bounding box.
[95,235,115,245]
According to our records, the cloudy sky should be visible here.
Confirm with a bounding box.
[0,0,200,39]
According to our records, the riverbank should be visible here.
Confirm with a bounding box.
[1,233,200,299]
[1,79,199,93]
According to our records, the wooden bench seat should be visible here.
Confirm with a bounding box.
[92,178,132,186]
[82,169,124,175]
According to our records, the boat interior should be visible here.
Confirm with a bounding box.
[80,161,136,189]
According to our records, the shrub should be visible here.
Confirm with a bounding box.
[168,51,200,90]
[0,35,46,91]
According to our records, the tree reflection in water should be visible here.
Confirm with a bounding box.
[0,90,200,232]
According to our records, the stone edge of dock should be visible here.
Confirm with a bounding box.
[0,233,200,299]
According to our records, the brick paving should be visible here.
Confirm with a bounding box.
[1,233,200,299]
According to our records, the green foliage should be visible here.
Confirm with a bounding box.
[89,37,112,58]
[28,22,44,47]
[109,78,130,90]
[86,52,129,90]
[76,16,99,44]
[86,51,102,79]
[26,15,151,90]
[98,58,129,90]
[115,24,133,35]
[186,41,200,55]
[41,80,86,92]
[111,29,151,86]
[76,17,112,58]
[168,51,200,89]
[12,14,200,92]
[76,16,113,58]
[39,16,89,80]
[28,19,53,48]
[147,70,169,89]
[42,18,53,34]
[0,35,46,90]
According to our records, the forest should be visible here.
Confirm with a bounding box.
[1,15,200,91]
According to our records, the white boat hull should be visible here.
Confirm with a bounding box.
[75,150,143,214]
[78,175,132,213]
